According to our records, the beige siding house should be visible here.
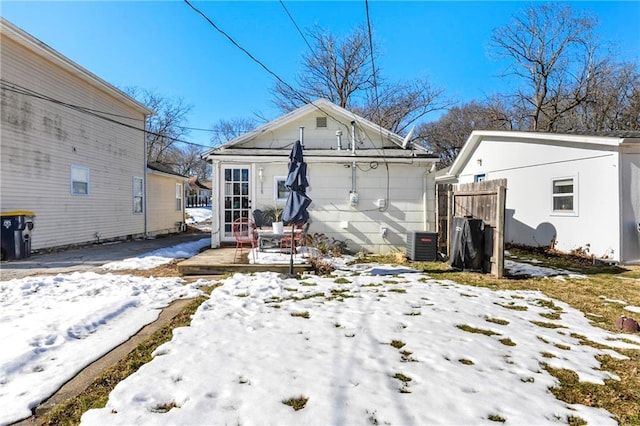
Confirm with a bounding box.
[147,163,187,236]
[0,18,153,250]
[202,98,439,254]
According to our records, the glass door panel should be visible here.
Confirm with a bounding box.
[223,166,251,238]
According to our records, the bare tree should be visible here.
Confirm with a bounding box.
[270,25,447,134]
[490,4,601,131]
[354,78,448,135]
[271,25,374,111]
[565,61,640,131]
[417,101,512,167]
[124,87,193,164]
[173,144,210,179]
[210,117,258,146]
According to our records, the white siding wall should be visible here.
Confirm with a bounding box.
[457,138,621,259]
[0,34,147,250]
[241,114,399,150]
[252,161,434,254]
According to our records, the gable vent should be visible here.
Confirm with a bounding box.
[316,116,327,128]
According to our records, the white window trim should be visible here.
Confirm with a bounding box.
[133,176,144,214]
[70,165,90,196]
[176,183,183,211]
[274,175,289,203]
[551,175,578,217]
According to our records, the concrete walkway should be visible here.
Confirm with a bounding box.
[0,231,210,281]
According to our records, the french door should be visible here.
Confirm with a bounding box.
[222,166,251,239]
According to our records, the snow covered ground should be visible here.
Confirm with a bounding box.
[80,267,640,425]
[2,225,639,425]
[186,206,213,232]
[0,238,212,425]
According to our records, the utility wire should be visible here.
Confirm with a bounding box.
[279,0,313,52]
[0,79,216,150]
[183,0,300,99]
[365,0,380,114]
[182,0,390,146]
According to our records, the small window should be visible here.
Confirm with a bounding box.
[552,178,575,212]
[274,176,290,202]
[71,165,89,195]
[133,177,144,214]
[474,174,486,182]
[316,116,327,128]
[176,183,183,211]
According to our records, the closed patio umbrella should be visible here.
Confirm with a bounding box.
[282,140,311,276]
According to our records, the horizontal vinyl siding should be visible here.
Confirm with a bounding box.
[252,162,431,254]
[147,173,185,235]
[1,36,146,250]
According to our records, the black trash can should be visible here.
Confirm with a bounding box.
[449,216,484,272]
[1,211,35,260]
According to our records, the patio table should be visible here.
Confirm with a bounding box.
[257,229,284,251]
[257,228,303,252]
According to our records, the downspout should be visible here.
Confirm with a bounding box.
[143,117,149,237]
[350,121,357,204]
[423,163,437,231]
[350,121,356,154]
[299,126,305,149]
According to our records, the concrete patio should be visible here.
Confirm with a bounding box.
[177,246,312,276]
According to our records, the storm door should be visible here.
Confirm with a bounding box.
[222,166,251,239]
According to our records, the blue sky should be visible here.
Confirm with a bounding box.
[2,1,639,149]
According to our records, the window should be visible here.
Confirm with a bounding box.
[316,116,327,128]
[133,177,144,213]
[176,183,183,211]
[71,165,89,195]
[274,176,290,203]
[474,174,486,182]
[552,177,575,212]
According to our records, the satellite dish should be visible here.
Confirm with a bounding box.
[402,126,415,149]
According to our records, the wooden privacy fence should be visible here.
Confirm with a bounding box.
[447,179,507,278]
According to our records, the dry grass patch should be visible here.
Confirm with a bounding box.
[456,324,501,337]
[282,395,308,411]
[409,250,640,426]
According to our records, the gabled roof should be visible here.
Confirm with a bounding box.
[1,18,153,116]
[147,162,187,178]
[443,130,640,180]
[202,98,436,161]
[188,176,211,190]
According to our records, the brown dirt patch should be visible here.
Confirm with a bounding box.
[108,260,182,278]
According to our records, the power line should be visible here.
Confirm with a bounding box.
[181,0,380,141]
[365,0,380,120]
[0,79,216,150]
[183,0,301,100]
[279,0,313,52]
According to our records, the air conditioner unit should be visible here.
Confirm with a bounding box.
[406,231,438,261]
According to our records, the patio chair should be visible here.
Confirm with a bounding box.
[252,209,267,229]
[280,221,309,255]
[232,217,258,263]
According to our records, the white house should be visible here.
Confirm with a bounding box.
[186,176,211,207]
[438,130,640,264]
[0,18,155,251]
[201,98,439,254]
